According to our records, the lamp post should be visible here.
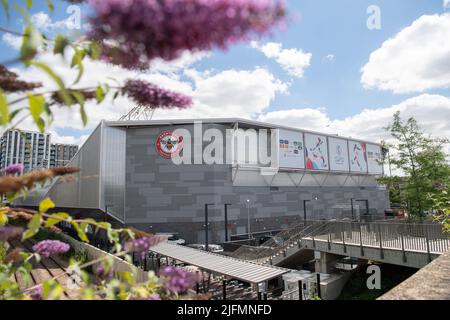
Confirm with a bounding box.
[350,198,355,220]
[224,204,231,242]
[246,199,251,240]
[204,204,214,251]
[303,200,310,223]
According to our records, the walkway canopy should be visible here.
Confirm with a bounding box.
[149,242,290,284]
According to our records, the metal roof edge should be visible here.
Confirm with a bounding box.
[103,117,383,146]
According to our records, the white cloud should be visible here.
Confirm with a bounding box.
[444,0,450,9]
[2,33,22,49]
[324,54,335,61]
[8,48,287,144]
[30,11,80,31]
[361,13,450,93]
[258,94,450,145]
[251,42,312,78]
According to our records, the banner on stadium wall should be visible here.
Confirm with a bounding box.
[367,144,383,174]
[278,129,305,169]
[349,140,368,173]
[304,133,329,170]
[328,137,350,172]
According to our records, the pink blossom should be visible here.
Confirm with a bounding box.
[4,164,24,175]
[122,80,192,109]
[88,0,286,69]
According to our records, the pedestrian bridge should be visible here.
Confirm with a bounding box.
[231,220,450,269]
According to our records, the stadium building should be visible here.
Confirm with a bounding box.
[32,118,389,244]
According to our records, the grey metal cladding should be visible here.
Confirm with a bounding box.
[100,125,127,221]
[45,124,102,209]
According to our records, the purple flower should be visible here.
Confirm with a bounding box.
[95,263,114,281]
[29,286,43,300]
[4,164,24,175]
[88,0,286,69]
[159,266,200,294]
[32,240,70,258]
[146,293,161,300]
[125,236,161,259]
[122,80,192,109]
[0,226,24,241]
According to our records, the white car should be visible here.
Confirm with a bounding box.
[156,233,186,245]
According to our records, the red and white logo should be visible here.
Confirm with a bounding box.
[156,131,183,158]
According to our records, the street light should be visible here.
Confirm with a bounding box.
[246,199,251,240]
[224,204,231,242]
[204,204,214,251]
[303,200,310,223]
[350,198,355,220]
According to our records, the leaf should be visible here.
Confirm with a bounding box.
[26,0,32,10]
[29,61,72,106]
[44,212,70,228]
[53,34,70,55]
[39,197,55,213]
[0,89,9,125]
[46,0,54,13]
[22,213,42,240]
[28,93,45,125]
[70,48,85,85]
[95,85,105,103]
[20,25,43,63]
[88,42,102,60]
[1,0,9,19]
[71,221,88,242]
[0,210,8,226]
[72,91,87,126]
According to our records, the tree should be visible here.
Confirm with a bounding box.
[379,111,450,218]
[0,0,287,300]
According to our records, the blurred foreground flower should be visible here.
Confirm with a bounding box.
[88,0,286,69]
[122,80,192,109]
[159,266,201,295]
[0,226,24,241]
[0,64,42,93]
[32,240,70,258]
[29,286,43,300]
[95,263,114,281]
[125,236,161,259]
[4,164,24,175]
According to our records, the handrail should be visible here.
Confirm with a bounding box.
[231,219,449,265]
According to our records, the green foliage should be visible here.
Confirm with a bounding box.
[379,112,450,218]
[0,89,9,125]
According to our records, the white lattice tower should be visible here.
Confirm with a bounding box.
[118,105,155,121]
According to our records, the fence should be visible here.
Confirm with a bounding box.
[308,221,450,259]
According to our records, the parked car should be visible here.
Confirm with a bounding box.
[187,244,224,253]
[156,233,186,245]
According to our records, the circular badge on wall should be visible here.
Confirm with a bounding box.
[156,131,183,158]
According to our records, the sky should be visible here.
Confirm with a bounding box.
[0,0,450,148]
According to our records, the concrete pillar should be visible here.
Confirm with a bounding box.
[314,251,341,274]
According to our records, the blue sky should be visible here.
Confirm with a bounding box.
[1,0,450,145]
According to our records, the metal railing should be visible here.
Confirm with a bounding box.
[305,221,450,260]
[231,218,450,265]
[230,220,328,263]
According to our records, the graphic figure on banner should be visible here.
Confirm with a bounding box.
[306,136,328,170]
[351,142,367,171]
[334,145,345,165]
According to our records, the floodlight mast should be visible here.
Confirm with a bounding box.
[119,105,156,121]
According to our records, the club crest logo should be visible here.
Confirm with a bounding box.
[156,131,183,158]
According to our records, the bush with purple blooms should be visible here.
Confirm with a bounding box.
[4,164,24,175]
[125,235,161,259]
[32,240,70,258]
[0,226,24,242]
[159,266,202,295]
